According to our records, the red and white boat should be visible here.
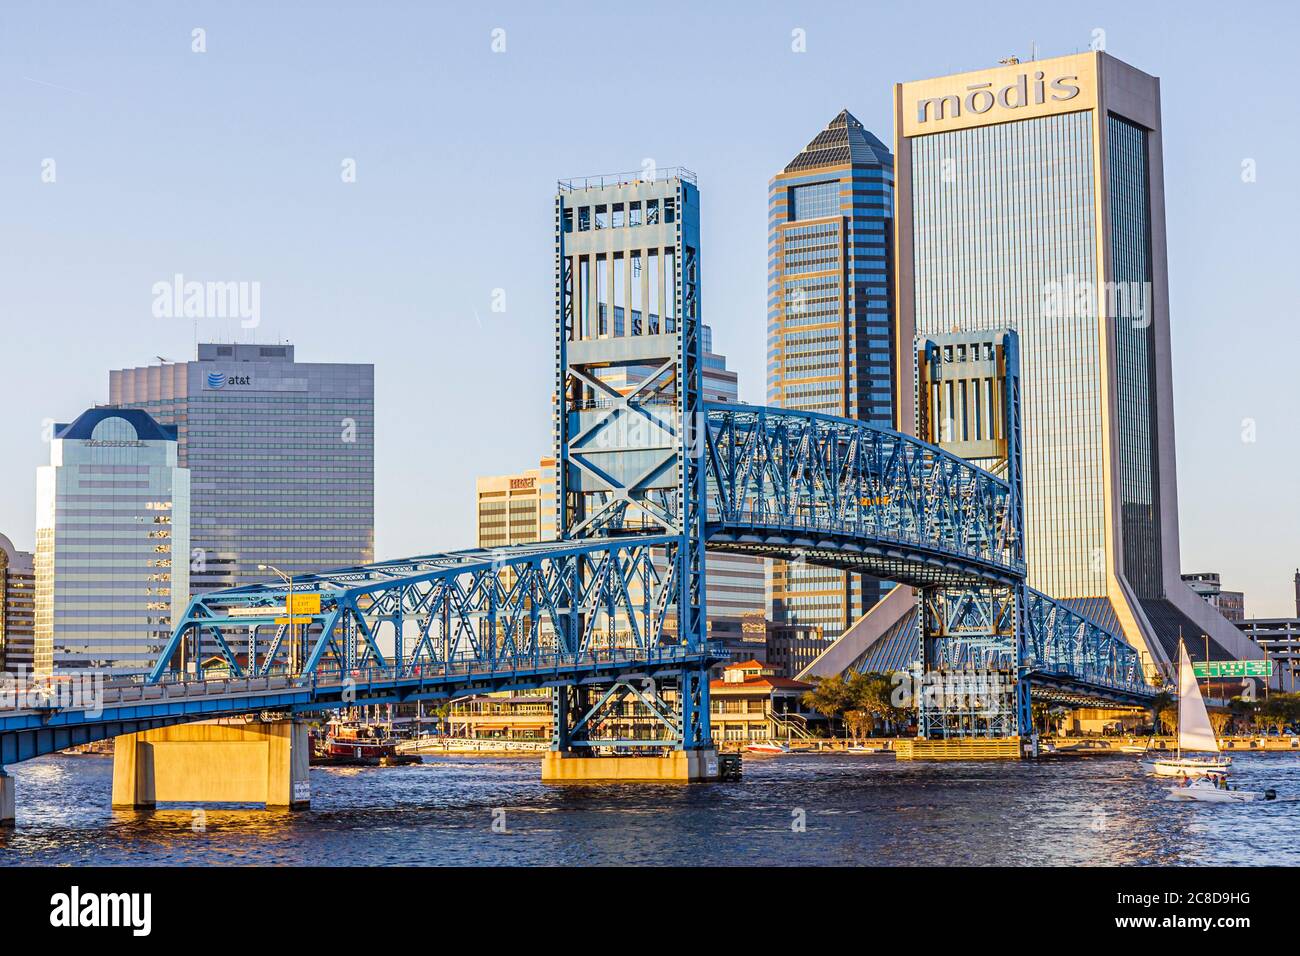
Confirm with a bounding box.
[312,720,420,766]
[746,741,790,755]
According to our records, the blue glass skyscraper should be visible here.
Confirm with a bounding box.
[766,110,895,641]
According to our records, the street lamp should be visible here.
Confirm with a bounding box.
[258,564,298,673]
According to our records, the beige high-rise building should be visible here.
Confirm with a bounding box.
[891,51,1261,674]
[476,459,556,550]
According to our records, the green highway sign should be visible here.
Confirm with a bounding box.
[1192,660,1274,678]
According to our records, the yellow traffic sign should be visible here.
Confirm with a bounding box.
[285,593,321,616]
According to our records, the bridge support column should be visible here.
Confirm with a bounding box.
[112,719,310,810]
[0,769,14,825]
[542,748,719,782]
[542,672,720,782]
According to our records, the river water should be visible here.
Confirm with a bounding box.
[2,751,1298,866]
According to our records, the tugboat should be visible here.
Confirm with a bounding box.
[311,720,421,767]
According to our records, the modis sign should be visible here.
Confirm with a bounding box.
[899,52,1098,137]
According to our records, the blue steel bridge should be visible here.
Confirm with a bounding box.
[1,401,1151,768]
[1,170,1154,783]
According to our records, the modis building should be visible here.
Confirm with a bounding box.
[892,51,1260,675]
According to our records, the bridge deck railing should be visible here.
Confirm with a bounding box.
[5,645,717,718]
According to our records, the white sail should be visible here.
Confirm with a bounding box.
[1178,642,1219,753]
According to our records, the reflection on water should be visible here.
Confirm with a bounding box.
[2,752,1298,866]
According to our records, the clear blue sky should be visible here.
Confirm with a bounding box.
[2,0,1297,615]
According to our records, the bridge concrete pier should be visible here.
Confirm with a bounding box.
[0,769,14,825]
[111,719,310,810]
[541,749,720,783]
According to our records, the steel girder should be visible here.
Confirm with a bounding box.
[1021,588,1148,697]
[914,583,1152,734]
[702,402,1024,588]
[147,536,695,684]
[551,665,711,751]
[916,586,1019,738]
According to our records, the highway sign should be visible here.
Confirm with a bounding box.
[1192,660,1273,678]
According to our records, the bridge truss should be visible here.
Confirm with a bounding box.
[2,186,1161,777]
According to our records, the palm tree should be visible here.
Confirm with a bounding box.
[1149,690,1175,736]
[850,671,908,736]
[801,675,854,737]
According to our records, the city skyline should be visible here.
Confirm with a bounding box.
[2,2,1297,617]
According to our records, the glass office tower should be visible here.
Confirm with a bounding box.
[893,51,1261,673]
[767,110,894,642]
[0,533,36,674]
[109,343,374,593]
[34,408,190,677]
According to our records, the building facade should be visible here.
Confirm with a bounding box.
[33,408,190,677]
[709,659,816,746]
[892,51,1261,674]
[0,533,36,674]
[109,343,374,592]
[766,621,834,679]
[1238,618,1300,692]
[767,110,895,643]
[476,458,557,550]
[1182,572,1245,623]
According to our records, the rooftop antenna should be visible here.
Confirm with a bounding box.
[1031,40,1038,62]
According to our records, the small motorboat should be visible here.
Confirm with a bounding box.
[1166,774,1276,803]
[1142,639,1232,777]
[846,744,888,754]
[746,741,790,755]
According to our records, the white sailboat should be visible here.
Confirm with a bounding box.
[1141,640,1232,777]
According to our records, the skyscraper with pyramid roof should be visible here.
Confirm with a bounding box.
[766,110,895,641]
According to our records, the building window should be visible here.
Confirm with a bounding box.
[790,181,839,221]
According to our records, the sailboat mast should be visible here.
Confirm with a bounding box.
[1176,633,1183,761]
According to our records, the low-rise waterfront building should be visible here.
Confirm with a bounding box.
[709,659,816,745]
[444,695,552,742]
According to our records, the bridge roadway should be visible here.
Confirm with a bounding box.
[0,646,710,765]
[0,402,1155,767]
